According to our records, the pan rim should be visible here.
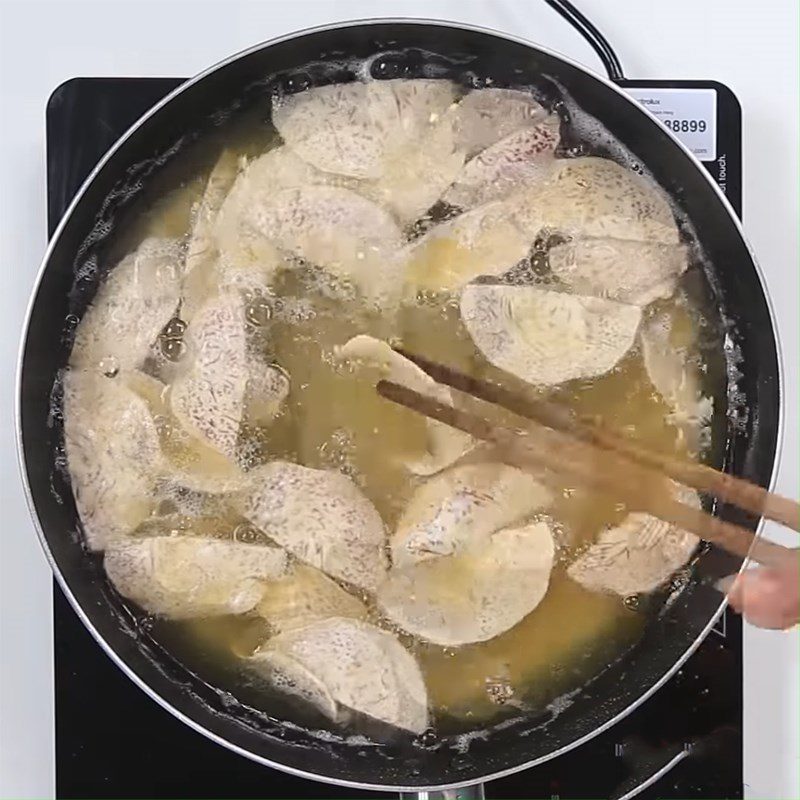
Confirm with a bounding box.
[15,15,785,792]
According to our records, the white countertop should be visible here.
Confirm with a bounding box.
[0,1,797,797]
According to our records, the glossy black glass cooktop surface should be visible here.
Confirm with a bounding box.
[47,77,744,800]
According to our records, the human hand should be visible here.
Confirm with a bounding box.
[720,553,800,630]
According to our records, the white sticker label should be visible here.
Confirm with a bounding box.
[625,87,717,161]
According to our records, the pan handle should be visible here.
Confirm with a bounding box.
[400,785,486,800]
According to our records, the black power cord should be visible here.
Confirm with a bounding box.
[542,0,626,81]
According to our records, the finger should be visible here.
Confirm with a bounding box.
[732,570,794,630]
[716,573,743,608]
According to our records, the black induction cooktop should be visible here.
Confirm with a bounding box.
[47,76,744,800]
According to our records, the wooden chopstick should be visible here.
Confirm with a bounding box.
[376,377,797,570]
[395,348,800,534]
